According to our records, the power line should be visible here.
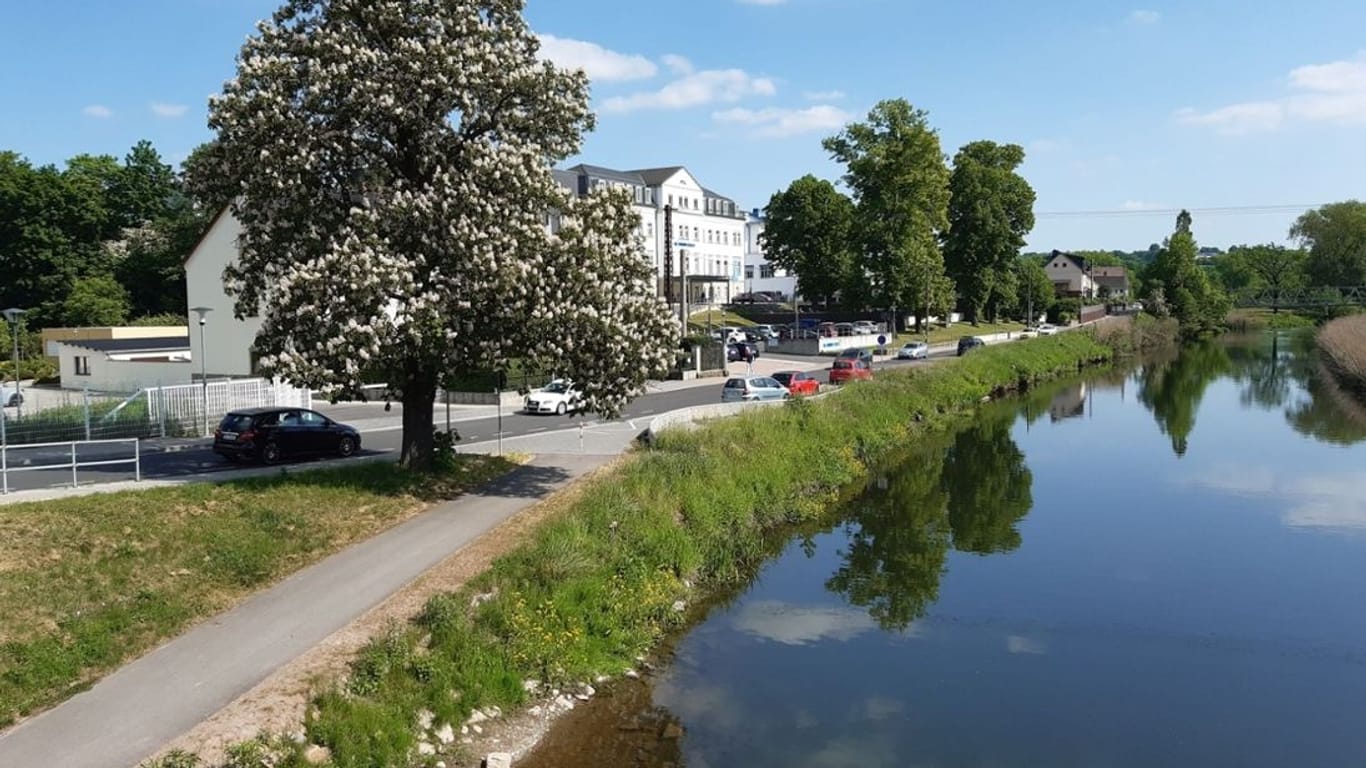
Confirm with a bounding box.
[1035,204,1321,219]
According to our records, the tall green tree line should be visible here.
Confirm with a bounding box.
[0,140,207,329]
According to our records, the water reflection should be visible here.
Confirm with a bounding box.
[827,407,1032,630]
[1136,341,1231,456]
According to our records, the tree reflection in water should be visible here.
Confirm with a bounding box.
[1136,341,1231,457]
[827,406,1032,631]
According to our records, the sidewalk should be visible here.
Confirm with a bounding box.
[0,450,619,768]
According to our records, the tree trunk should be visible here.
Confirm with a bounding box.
[400,371,438,471]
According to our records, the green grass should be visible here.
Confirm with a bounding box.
[1226,309,1316,332]
[0,455,518,728]
[203,332,1122,768]
[890,319,1028,346]
[686,308,756,332]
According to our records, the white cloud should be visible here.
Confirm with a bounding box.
[803,90,846,100]
[1191,464,1366,532]
[661,53,693,76]
[1177,50,1366,134]
[536,34,657,82]
[1128,9,1160,24]
[82,105,113,119]
[713,104,851,137]
[602,69,776,112]
[731,600,876,645]
[150,102,188,118]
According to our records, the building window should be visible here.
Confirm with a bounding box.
[745,265,754,279]
[74,356,90,375]
[692,198,699,210]
[668,194,674,206]
[760,264,776,279]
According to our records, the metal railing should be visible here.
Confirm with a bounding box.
[1,438,141,494]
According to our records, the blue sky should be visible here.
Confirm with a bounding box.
[2,0,1364,250]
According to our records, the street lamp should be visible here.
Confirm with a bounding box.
[3,308,26,420]
[190,306,212,436]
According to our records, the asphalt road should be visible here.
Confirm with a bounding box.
[0,349,954,494]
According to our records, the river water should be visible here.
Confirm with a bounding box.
[521,332,1366,768]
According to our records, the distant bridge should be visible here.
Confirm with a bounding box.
[1231,286,1366,309]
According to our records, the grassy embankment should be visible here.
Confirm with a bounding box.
[1317,313,1366,398]
[1225,308,1316,333]
[0,455,518,728]
[144,329,1160,768]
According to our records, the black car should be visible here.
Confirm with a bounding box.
[727,341,761,362]
[957,336,986,356]
[213,407,361,464]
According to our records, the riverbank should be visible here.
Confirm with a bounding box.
[136,330,1140,768]
[1316,314,1366,398]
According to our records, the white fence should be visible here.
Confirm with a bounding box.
[146,379,313,437]
[1,438,140,494]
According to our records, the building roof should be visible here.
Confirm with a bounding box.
[1049,250,1087,271]
[1092,266,1128,278]
[550,169,580,193]
[563,163,646,186]
[59,336,191,354]
[632,166,687,186]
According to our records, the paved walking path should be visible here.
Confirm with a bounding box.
[0,452,618,768]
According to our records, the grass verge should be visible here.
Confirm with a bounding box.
[0,454,518,728]
[1226,309,1316,333]
[686,308,756,332]
[145,331,1138,768]
[892,320,1028,347]
[1317,313,1366,397]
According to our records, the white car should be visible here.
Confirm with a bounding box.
[1,385,21,408]
[1036,324,1060,336]
[524,379,582,415]
[721,376,790,402]
[896,341,929,360]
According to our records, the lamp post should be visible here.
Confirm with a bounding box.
[2,308,26,420]
[190,306,212,436]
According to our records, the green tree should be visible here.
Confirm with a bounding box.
[1291,201,1366,287]
[943,141,1036,324]
[823,99,951,329]
[1140,210,1229,336]
[760,175,856,307]
[61,275,129,327]
[1012,256,1055,323]
[1223,244,1307,311]
[110,140,177,230]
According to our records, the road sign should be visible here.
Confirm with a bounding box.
[877,334,887,346]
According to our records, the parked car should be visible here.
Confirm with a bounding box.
[525,379,583,415]
[213,407,360,464]
[1036,323,1060,336]
[727,341,761,362]
[829,358,873,384]
[957,336,986,356]
[837,347,874,365]
[754,324,778,340]
[896,341,929,360]
[852,322,878,335]
[716,326,748,343]
[772,370,820,396]
[721,375,790,402]
[1,385,21,408]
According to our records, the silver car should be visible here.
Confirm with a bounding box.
[896,341,929,360]
[721,375,790,402]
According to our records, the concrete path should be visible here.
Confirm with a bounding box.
[0,452,615,768]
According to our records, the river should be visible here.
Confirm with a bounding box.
[520,331,1366,768]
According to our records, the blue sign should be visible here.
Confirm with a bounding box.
[877,334,887,346]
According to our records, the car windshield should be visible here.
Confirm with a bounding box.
[544,381,572,394]
[773,373,793,385]
[832,360,852,369]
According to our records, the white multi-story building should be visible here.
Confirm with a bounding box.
[741,210,798,302]
[553,164,747,305]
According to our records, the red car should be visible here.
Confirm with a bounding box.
[773,370,820,396]
[829,358,873,385]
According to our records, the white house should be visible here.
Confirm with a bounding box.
[56,336,192,392]
[184,210,264,379]
[183,163,749,378]
[742,210,797,301]
[553,164,747,305]
[1044,250,1096,298]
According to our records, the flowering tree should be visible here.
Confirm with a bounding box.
[194,0,678,468]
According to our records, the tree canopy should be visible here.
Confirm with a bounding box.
[823,99,950,326]
[1291,201,1366,287]
[1140,210,1229,336]
[193,0,678,468]
[942,141,1036,324]
[759,175,855,306]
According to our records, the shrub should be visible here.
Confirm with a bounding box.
[1318,314,1366,396]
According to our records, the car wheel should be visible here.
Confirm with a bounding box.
[556,402,567,415]
[337,435,357,458]
[260,442,281,465]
